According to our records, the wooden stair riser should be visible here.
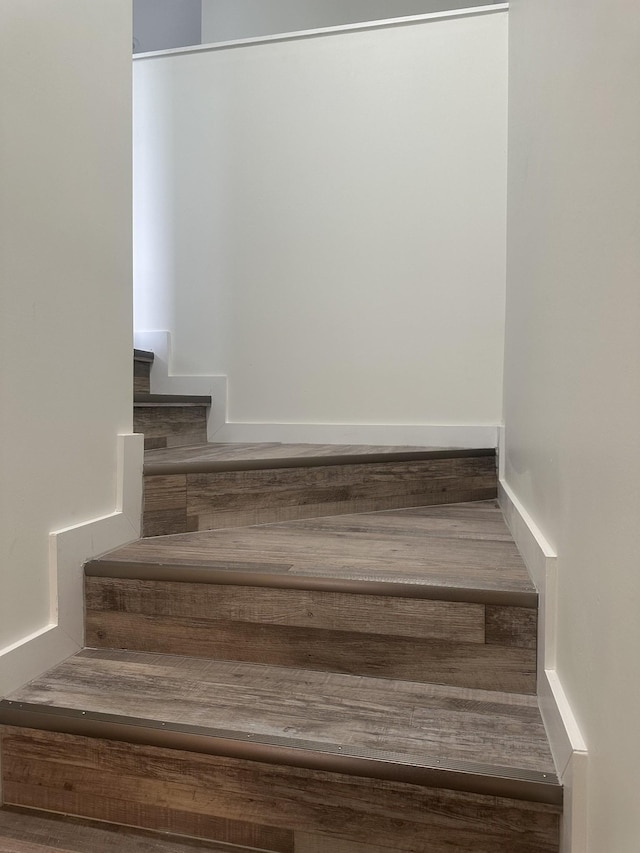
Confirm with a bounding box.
[85,579,536,693]
[1,727,560,853]
[143,456,498,536]
[134,359,151,394]
[134,406,208,450]
[0,809,251,853]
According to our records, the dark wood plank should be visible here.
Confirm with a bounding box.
[295,834,400,853]
[1,729,561,853]
[187,457,494,503]
[143,509,188,538]
[143,475,186,512]
[133,360,151,395]
[85,579,486,642]
[85,612,535,693]
[141,455,497,536]
[186,488,498,534]
[143,475,188,535]
[486,605,538,650]
[185,456,495,512]
[0,808,266,852]
[134,407,207,450]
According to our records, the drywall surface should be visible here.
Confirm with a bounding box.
[134,10,507,428]
[201,0,494,43]
[0,1,133,665]
[134,0,201,53]
[504,0,640,848]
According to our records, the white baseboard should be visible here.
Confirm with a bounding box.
[560,747,589,853]
[134,331,496,449]
[0,624,80,703]
[134,330,228,439]
[498,480,587,853]
[0,433,144,698]
[211,421,498,448]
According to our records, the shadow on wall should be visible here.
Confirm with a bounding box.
[133,0,498,53]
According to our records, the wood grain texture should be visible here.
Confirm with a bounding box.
[134,407,207,451]
[295,834,401,853]
[6,650,552,770]
[0,808,266,853]
[186,488,499,536]
[85,612,535,692]
[486,605,538,650]
[145,442,491,466]
[133,360,151,395]
[143,475,187,536]
[85,582,535,692]
[142,455,497,536]
[1,728,561,853]
[86,579,486,642]
[102,502,536,600]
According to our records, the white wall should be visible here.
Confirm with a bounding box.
[134,0,202,54]
[202,0,495,43]
[134,10,507,438]
[0,0,138,695]
[504,0,640,849]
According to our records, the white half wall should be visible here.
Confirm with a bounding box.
[0,0,139,696]
[504,0,640,849]
[201,0,496,43]
[499,480,587,852]
[134,9,507,437]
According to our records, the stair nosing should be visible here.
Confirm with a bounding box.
[84,559,537,608]
[143,447,496,476]
[0,700,561,806]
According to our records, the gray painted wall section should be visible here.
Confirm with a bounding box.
[134,0,201,53]
[202,0,496,43]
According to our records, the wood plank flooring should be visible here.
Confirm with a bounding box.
[3,649,554,775]
[133,360,150,395]
[0,808,442,853]
[142,453,497,535]
[0,809,248,853]
[1,728,561,853]
[134,407,208,451]
[86,502,537,691]
[85,580,536,692]
[99,502,534,601]
[144,442,493,467]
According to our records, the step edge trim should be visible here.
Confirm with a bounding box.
[84,561,537,607]
[0,702,561,806]
[143,448,496,476]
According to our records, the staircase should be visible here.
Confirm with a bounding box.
[0,351,562,853]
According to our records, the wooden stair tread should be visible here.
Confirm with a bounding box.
[0,648,559,803]
[143,442,494,474]
[134,393,211,407]
[0,808,238,853]
[89,502,536,606]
